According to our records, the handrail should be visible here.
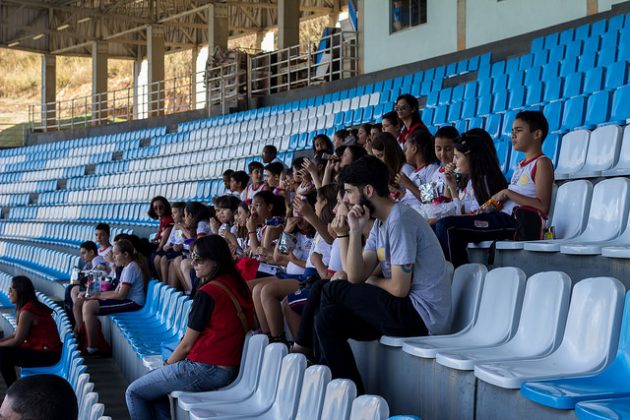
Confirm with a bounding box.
[28,30,358,132]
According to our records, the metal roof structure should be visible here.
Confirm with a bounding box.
[0,0,339,59]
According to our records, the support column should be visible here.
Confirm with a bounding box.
[457,0,466,51]
[255,31,266,51]
[40,54,56,130]
[587,0,598,15]
[328,0,340,27]
[133,58,147,119]
[147,25,165,117]
[207,3,229,53]
[191,45,199,110]
[92,41,108,125]
[278,0,300,49]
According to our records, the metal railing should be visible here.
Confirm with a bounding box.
[28,30,358,132]
[249,30,358,96]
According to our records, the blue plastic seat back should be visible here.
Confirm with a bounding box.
[561,96,586,131]
[604,61,628,90]
[611,85,630,124]
[584,90,611,127]
[563,72,584,98]
[544,77,563,102]
[543,100,563,133]
[583,67,605,94]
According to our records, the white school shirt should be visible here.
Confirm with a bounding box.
[502,154,546,215]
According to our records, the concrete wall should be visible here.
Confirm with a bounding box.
[362,0,457,74]
[362,0,630,74]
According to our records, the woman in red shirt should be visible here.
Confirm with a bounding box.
[149,196,174,281]
[125,235,255,420]
[395,93,429,145]
[0,276,61,386]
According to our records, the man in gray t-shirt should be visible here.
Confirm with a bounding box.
[365,202,451,334]
[315,154,451,394]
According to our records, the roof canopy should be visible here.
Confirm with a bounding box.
[0,0,338,58]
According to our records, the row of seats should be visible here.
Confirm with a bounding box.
[107,281,393,420]
[379,264,626,418]
[174,335,390,420]
[0,241,78,282]
[0,222,131,249]
[6,203,157,227]
[109,280,190,381]
[0,179,57,195]
[0,288,109,420]
[0,126,164,160]
[489,177,630,256]
[0,165,83,184]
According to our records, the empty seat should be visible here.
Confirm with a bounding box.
[349,395,390,420]
[401,267,525,359]
[521,290,630,410]
[295,365,332,420]
[381,263,485,347]
[572,124,622,178]
[525,178,630,252]
[474,277,625,389]
[575,398,630,420]
[436,271,571,371]
[320,379,357,420]
[554,129,590,180]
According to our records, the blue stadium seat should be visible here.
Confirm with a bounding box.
[575,24,590,42]
[447,102,462,122]
[584,67,605,94]
[422,108,434,125]
[604,61,628,90]
[559,56,578,77]
[526,81,544,105]
[426,91,439,107]
[543,133,561,167]
[464,82,477,99]
[544,32,559,50]
[477,94,492,116]
[492,91,508,113]
[508,86,525,109]
[508,70,524,90]
[519,53,534,71]
[492,74,508,92]
[451,85,465,102]
[560,95,587,131]
[544,77,563,102]
[433,105,448,125]
[597,33,618,67]
[533,49,549,67]
[559,28,574,45]
[543,100,564,133]
[494,137,511,174]
[591,19,607,38]
[485,114,503,139]
[608,14,624,32]
[583,90,611,128]
[461,98,477,119]
[578,49,597,72]
[563,72,584,97]
[438,88,452,106]
[610,85,630,125]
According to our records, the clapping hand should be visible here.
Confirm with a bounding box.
[394,172,414,190]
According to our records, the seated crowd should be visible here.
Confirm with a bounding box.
[7,93,554,419]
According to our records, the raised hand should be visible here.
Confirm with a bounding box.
[347,204,371,233]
